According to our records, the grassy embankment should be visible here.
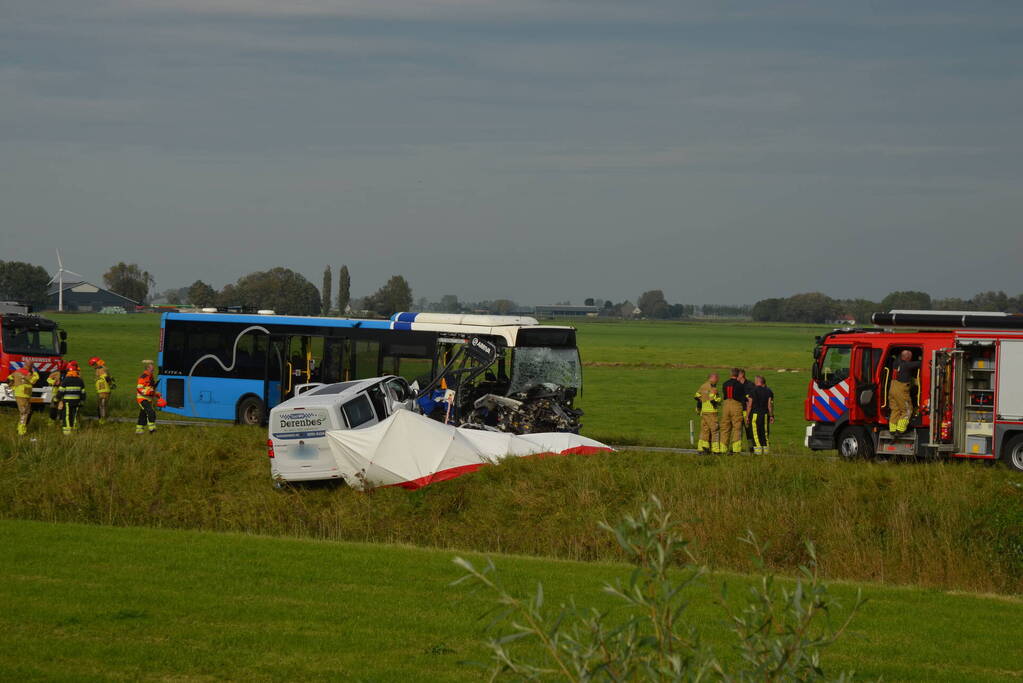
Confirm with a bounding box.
[3,519,1023,681]
[3,423,1021,595]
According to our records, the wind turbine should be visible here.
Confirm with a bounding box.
[48,249,83,312]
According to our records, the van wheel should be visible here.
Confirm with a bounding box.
[837,427,873,460]
[238,396,264,426]
[1001,434,1023,473]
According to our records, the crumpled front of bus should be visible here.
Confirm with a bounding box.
[466,344,584,433]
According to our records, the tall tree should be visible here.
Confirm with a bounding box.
[321,265,332,315]
[187,280,217,307]
[336,265,351,315]
[880,290,931,312]
[637,289,669,318]
[0,261,51,308]
[439,294,460,313]
[225,267,321,315]
[364,275,413,317]
[103,262,154,304]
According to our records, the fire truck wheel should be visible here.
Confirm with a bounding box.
[237,396,264,426]
[837,427,873,460]
[1001,434,1023,473]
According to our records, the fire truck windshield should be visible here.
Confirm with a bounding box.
[1,325,59,356]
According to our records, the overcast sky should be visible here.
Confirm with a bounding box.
[3,0,1021,305]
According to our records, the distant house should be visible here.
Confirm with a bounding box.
[534,305,600,319]
[47,281,140,312]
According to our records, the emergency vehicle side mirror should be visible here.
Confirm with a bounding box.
[59,341,68,355]
[811,363,821,381]
[859,389,874,406]
[59,330,67,341]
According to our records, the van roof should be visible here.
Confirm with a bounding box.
[270,377,391,412]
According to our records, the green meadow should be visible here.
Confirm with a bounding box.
[3,313,1022,679]
[3,520,1022,681]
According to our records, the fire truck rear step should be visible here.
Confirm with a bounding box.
[878,430,919,456]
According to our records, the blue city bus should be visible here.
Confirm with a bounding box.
[157,311,582,425]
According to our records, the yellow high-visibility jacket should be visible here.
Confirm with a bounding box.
[694,382,721,414]
[9,370,39,399]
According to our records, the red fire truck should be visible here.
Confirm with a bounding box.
[0,313,67,406]
[805,310,1023,472]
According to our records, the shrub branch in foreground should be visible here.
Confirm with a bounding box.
[454,496,865,681]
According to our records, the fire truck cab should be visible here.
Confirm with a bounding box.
[805,311,1023,472]
[0,313,67,405]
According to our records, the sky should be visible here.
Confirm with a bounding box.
[2,0,1022,306]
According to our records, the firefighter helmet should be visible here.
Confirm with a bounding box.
[88,356,103,367]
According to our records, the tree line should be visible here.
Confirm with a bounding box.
[752,290,1023,324]
[0,259,414,318]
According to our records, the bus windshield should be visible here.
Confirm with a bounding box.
[1,325,59,356]
[508,347,582,394]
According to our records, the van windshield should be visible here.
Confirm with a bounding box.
[508,347,582,395]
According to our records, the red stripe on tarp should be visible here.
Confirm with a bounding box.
[383,445,614,490]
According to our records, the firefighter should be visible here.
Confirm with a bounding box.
[136,360,159,435]
[47,367,63,426]
[746,375,774,454]
[737,368,756,453]
[56,361,86,435]
[694,373,723,453]
[719,368,747,454]
[888,349,921,435]
[88,357,113,424]
[7,363,39,436]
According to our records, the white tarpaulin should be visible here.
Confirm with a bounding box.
[324,410,613,490]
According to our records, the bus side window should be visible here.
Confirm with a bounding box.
[353,340,381,380]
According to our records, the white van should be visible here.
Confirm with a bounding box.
[268,376,413,483]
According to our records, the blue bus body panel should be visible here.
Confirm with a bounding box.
[157,376,283,421]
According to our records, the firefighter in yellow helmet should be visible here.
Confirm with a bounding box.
[7,363,39,436]
[47,367,63,426]
[88,356,113,424]
[693,373,723,453]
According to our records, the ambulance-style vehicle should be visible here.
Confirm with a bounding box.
[805,310,1023,472]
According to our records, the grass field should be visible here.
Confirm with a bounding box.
[4,313,1023,678]
[3,519,1022,681]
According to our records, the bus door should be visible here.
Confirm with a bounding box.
[264,336,288,408]
[283,335,329,397]
[850,344,882,423]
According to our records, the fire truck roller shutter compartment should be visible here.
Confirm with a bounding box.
[998,341,1023,421]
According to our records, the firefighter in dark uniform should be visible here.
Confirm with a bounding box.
[719,368,747,454]
[56,361,86,435]
[136,360,160,434]
[745,375,774,455]
[737,369,755,452]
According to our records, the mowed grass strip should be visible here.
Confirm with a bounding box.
[1,519,1022,681]
[3,420,1022,595]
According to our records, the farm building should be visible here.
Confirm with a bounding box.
[47,281,140,312]
[534,305,600,319]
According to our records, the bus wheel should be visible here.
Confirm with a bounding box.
[837,427,873,460]
[237,396,264,426]
[1001,434,1023,473]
